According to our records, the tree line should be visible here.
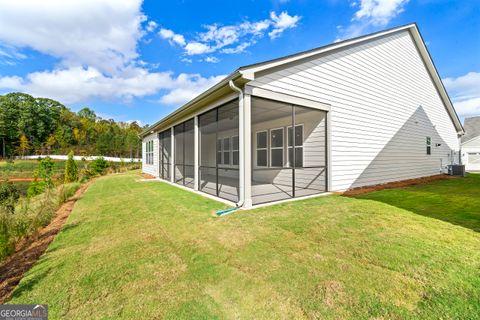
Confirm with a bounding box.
[0,92,144,158]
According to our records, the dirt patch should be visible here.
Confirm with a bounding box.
[0,180,93,303]
[141,173,156,179]
[341,174,455,196]
[4,178,35,182]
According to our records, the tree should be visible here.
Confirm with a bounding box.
[78,107,97,122]
[18,134,29,158]
[64,151,78,183]
[0,92,144,158]
[46,135,56,155]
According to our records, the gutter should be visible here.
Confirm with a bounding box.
[229,80,245,208]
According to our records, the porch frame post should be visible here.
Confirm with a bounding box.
[194,116,199,191]
[170,127,174,183]
[243,93,252,208]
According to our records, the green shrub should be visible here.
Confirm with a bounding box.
[88,157,109,176]
[0,181,20,214]
[64,151,78,183]
[27,157,55,197]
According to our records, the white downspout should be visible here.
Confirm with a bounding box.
[229,80,244,207]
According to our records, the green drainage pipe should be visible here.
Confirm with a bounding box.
[215,207,240,216]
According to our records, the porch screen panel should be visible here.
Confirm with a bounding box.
[174,124,184,185]
[217,100,239,202]
[251,97,293,205]
[199,109,217,197]
[293,106,327,197]
[199,99,239,202]
[184,119,195,189]
[159,130,171,180]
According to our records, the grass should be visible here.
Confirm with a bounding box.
[7,172,480,319]
[0,160,82,179]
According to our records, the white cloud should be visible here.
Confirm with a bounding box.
[268,11,301,39]
[159,28,186,46]
[0,0,228,107]
[205,56,220,63]
[146,21,158,32]
[443,72,480,117]
[0,0,146,75]
[159,11,301,58]
[159,74,226,105]
[0,67,226,106]
[184,42,212,55]
[354,0,409,25]
[337,0,409,40]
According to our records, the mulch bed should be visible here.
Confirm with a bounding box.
[341,174,455,196]
[0,180,93,303]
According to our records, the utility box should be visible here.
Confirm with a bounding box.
[448,165,466,176]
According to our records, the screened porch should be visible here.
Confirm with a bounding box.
[156,96,328,206]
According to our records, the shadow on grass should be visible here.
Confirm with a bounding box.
[350,174,480,233]
[9,264,59,300]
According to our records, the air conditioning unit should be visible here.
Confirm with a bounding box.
[447,165,465,176]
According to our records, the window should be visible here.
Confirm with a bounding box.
[288,125,304,167]
[232,136,239,166]
[217,139,222,165]
[223,137,231,165]
[426,136,431,155]
[256,131,268,167]
[270,128,284,167]
[145,140,154,165]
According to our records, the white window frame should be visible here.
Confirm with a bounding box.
[426,136,431,155]
[223,136,231,166]
[287,124,304,167]
[269,127,285,167]
[232,135,239,167]
[217,138,223,165]
[256,130,268,168]
[145,140,154,165]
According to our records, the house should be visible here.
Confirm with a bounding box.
[140,23,464,208]
[461,116,480,171]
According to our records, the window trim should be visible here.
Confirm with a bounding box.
[287,124,304,168]
[232,135,239,167]
[426,136,432,155]
[217,138,223,165]
[255,130,268,168]
[223,136,231,166]
[145,140,154,165]
[269,127,285,167]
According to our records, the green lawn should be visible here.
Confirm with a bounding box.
[7,173,480,319]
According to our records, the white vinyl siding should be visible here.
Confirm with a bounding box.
[250,29,459,190]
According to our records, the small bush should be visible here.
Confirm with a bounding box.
[0,181,20,214]
[88,157,109,176]
[27,157,55,197]
[64,151,78,183]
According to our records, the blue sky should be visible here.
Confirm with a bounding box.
[0,0,478,126]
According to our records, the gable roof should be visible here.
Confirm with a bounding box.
[141,23,464,137]
[462,116,480,143]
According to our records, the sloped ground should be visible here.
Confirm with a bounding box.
[7,172,480,319]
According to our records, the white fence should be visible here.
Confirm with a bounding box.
[17,155,141,163]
